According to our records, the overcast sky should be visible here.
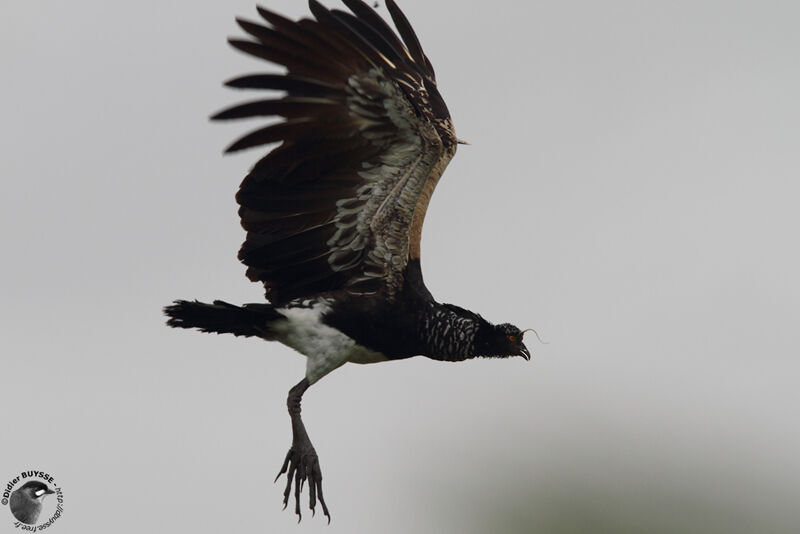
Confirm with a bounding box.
[2,1,799,533]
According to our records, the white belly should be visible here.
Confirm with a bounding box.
[272,301,387,383]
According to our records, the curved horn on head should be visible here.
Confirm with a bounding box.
[521,328,548,344]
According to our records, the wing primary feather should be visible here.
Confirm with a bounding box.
[308,0,389,70]
[259,7,356,65]
[211,97,340,121]
[255,6,296,29]
[223,74,339,95]
[423,53,436,81]
[341,0,413,63]
[225,116,366,153]
[236,18,312,50]
[224,119,313,153]
[384,0,428,70]
[256,7,370,76]
[241,140,376,186]
[227,39,345,83]
[331,10,405,69]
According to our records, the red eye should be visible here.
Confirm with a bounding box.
[508,335,516,343]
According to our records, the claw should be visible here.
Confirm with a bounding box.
[274,450,291,483]
[309,474,317,515]
[316,478,330,524]
[294,469,302,520]
[282,457,297,510]
[275,446,330,522]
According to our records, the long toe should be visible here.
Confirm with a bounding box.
[275,446,330,522]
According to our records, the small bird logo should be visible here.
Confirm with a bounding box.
[9,481,54,525]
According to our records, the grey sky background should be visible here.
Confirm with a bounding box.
[2,1,799,532]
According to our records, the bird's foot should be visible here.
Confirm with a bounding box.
[275,442,330,523]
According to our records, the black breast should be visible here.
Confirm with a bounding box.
[323,291,426,361]
[322,259,433,360]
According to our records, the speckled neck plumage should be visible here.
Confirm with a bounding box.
[418,302,485,362]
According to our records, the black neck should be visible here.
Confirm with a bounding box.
[404,258,433,301]
[419,302,488,362]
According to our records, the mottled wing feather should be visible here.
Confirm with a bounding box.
[213,0,457,305]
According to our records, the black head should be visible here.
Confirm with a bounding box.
[475,322,531,360]
[18,481,54,500]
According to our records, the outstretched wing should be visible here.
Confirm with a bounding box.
[213,0,457,305]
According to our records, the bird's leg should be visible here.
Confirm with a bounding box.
[275,378,330,523]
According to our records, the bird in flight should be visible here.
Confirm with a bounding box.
[165,0,532,522]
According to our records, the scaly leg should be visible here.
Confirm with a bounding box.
[275,378,330,522]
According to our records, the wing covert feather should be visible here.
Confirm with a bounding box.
[214,0,457,304]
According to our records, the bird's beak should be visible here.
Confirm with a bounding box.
[518,344,531,361]
[45,487,55,495]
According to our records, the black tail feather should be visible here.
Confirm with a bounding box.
[163,300,283,338]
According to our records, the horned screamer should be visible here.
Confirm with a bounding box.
[165,0,533,522]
